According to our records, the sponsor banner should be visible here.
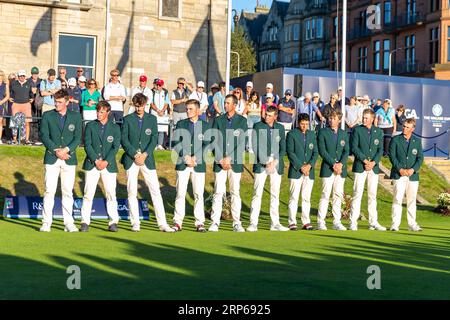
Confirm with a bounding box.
[2,196,150,220]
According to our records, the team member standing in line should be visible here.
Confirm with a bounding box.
[209,94,248,232]
[389,118,424,232]
[39,89,82,232]
[349,109,386,231]
[79,101,121,232]
[317,110,349,231]
[171,99,211,232]
[286,113,318,231]
[247,106,289,232]
[121,93,174,233]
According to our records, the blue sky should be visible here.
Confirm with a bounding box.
[233,0,289,14]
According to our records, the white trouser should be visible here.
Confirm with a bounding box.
[317,174,346,225]
[173,168,206,227]
[80,168,119,226]
[211,170,242,226]
[391,177,419,229]
[42,159,76,226]
[126,163,167,227]
[350,170,379,225]
[288,176,315,226]
[249,171,282,227]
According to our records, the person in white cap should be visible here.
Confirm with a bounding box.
[77,76,87,93]
[189,81,209,121]
[10,69,34,144]
[244,81,253,101]
[66,77,82,113]
[262,83,280,105]
[130,75,153,114]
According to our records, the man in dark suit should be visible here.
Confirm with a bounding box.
[389,118,424,232]
[79,101,121,232]
[171,99,211,232]
[39,89,82,232]
[121,93,174,232]
[246,106,289,232]
[349,108,386,231]
[286,113,318,231]
[209,94,248,232]
[317,110,349,231]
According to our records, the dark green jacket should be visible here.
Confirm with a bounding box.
[172,118,211,173]
[121,112,158,170]
[83,120,121,173]
[388,134,423,181]
[351,124,384,174]
[286,129,318,179]
[39,109,82,165]
[251,121,285,175]
[317,127,349,178]
[212,113,248,173]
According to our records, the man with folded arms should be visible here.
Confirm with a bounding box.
[39,89,82,232]
[349,109,386,231]
[209,94,247,232]
[121,93,174,233]
[389,118,424,232]
[171,99,211,232]
[247,106,289,232]
[317,110,349,231]
[80,101,121,232]
[286,113,318,231]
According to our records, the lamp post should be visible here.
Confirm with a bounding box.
[389,47,403,76]
[225,0,232,94]
[341,0,347,130]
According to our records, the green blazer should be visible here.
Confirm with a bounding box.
[172,118,211,173]
[121,112,158,170]
[212,113,248,173]
[252,121,286,175]
[39,109,82,165]
[317,127,349,178]
[388,134,423,181]
[351,125,384,174]
[82,120,121,173]
[286,129,318,179]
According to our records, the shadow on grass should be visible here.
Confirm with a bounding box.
[0,230,449,300]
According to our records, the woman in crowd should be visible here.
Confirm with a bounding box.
[375,98,397,156]
[233,87,248,117]
[0,70,10,144]
[246,90,261,153]
[81,79,101,122]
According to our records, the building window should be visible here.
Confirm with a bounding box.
[293,24,300,41]
[358,47,368,73]
[447,27,450,62]
[271,52,277,67]
[305,20,311,40]
[430,0,440,12]
[407,0,416,21]
[383,39,390,70]
[429,27,440,64]
[333,16,338,38]
[316,18,323,39]
[160,0,181,19]
[316,48,323,60]
[374,40,381,71]
[405,34,416,71]
[58,34,96,79]
[293,52,299,64]
[384,1,391,25]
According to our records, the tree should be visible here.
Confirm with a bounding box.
[231,26,257,79]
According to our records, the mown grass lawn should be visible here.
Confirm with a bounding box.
[0,146,449,300]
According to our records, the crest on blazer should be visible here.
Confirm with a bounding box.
[68,124,75,132]
[374,139,380,146]
[309,143,314,150]
[412,148,418,155]
[107,136,114,143]
[145,128,152,136]
[233,130,241,137]
[198,134,204,141]
[340,140,345,147]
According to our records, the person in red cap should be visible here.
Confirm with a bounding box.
[130,75,153,114]
[151,78,170,150]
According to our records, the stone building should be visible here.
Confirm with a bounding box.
[0,0,228,93]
